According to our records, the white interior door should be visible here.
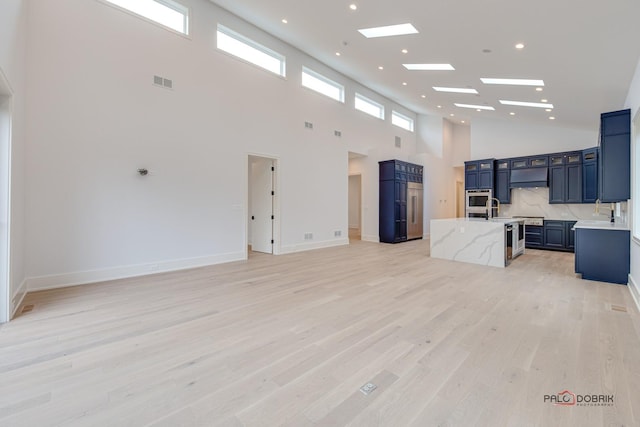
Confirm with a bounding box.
[250,157,274,254]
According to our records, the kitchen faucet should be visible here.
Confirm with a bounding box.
[485,198,500,219]
[594,199,615,223]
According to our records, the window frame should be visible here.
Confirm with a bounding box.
[216,25,287,78]
[301,67,345,103]
[355,93,385,120]
[100,0,190,36]
[392,110,415,132]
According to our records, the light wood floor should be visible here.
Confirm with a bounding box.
[1,240,639,426]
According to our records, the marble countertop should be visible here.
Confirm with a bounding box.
[573,220,630,231]
[432,218,524,225]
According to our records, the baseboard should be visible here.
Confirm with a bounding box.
[26,251,246,292]
[10,279,27,319]
[629,274,640,313]
[280,238,349,254]
[361,234,380,243]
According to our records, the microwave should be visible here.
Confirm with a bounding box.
[466,189,492,217]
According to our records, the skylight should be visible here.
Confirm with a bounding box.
[433,87,478,94]
[454,103,495,111]
[358,23,418,38]
[403,64,455,71]
[481,78,545,86]
[392,111,414,132]
[302,67,345,102]
[104,0,189,34]
[217,25,286,77]
[355,94,384,119]
[499,100,554,109]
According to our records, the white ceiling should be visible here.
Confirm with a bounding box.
[209,0,640,131]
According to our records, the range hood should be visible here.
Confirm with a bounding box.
[509,168,548,188]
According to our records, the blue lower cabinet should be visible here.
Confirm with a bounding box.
[565,221,577,251]
[543,221,565,249]
[524,225,543,248]
[575,228,630,284]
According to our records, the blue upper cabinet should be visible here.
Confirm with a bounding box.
[548,152,582,204]
[494,160,511,204]
[465,159,493,190]
[582,147,598,203]
[599,109,630,202]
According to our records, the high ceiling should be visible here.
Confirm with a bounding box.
[210,0,640,131]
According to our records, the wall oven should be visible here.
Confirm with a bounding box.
[466,189,492,218]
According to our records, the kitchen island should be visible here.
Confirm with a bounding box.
[430,218,524,268]
[574,220,630,284]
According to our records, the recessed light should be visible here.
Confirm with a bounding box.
[350,4,357,10]
[358,23,418,38]
[454,103,495,111]
[461,120,466,124]
[450,113,455,117]
[515,43,525,49]
[509,112,516,116]
[541,99,548,102]
[433,87,478,94]
[536,87,543,92]
[281,19,288,24]
[402,82,407,86]
[477,109,481,112]
[421,94,426,99]
[403,64,455,71]
[549,116,556,120]
[378,66,384,70]
[335,52,341,56]
[437,105,442,108]
[480,78,544,86]
[545,108,552,112]
[401,49,408,54]
[499,100,554,109]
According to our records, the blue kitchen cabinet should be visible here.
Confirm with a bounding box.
[543,220,566,249]
[524,225,543,248]
[494,160,511,204]
[549,152,582,204]
[575,228,630,284]
[379,160,423,243]
[582,148,598,203]
[465,159,494,190]
[599,109,630,203]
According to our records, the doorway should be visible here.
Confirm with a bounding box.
[248,155,276,254]
[456,180,465,218]
[348,174,362,240]
[0,70,11,323]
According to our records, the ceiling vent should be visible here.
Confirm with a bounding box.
[305,121,314,129]
[153,75,173,90]
[334,130,342,137]
[163,78,173,89]
[153,75,163,86]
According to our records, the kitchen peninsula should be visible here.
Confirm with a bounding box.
[430,218,525,268]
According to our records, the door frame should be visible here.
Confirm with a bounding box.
[246,153,280,258]
[0,67,13,323]
[348,173,363,238]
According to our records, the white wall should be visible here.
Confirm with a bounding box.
[451,124,470,167]
[24,0,419,289]
[0,0,27,319]
[471,117,598,159]
[625,57,640,308]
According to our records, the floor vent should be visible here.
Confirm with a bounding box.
[360,382,377,395]
[611,305,628,313]
[21,304,34,314]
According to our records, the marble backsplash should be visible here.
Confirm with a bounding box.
[499,187,628,223]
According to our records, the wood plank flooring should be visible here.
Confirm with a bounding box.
[1,239,639,426]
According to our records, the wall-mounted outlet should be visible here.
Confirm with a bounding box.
[334,230,342,237]
[304,233,313,240]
